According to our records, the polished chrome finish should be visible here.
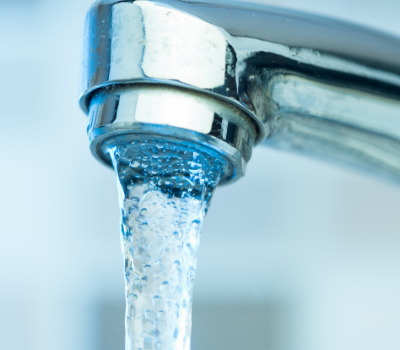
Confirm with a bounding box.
[88,85,257,184]
[251,70,400,181]
[80,0,400,184]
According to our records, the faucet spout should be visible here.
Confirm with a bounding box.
[80,0,400,183]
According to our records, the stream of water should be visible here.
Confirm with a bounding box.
[104,136,223,350]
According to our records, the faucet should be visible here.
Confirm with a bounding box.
[80,0,400,185]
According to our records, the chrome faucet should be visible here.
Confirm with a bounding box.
[80,0,400,185]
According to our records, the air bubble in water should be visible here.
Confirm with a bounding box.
[105,137,222,350]
[160,281,170,291]
[130,160,140,168]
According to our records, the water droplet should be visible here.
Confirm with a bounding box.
[192,219,200,228]
[139,222,148,230]
[141,277,148,290]
[128,294,138,302]
[160,281,170,290]
[143,264,151,273]
[130,160,140,168]
[153,295,162,306]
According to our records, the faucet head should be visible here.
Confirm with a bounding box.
[81,0,400,186]
[86,84,257,184]
[79,0,264,184]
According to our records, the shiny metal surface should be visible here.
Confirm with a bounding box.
[248,70,400,182]
[80,0,400,184]
[88,85,256,184]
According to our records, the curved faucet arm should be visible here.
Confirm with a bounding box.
[80,0,400,184]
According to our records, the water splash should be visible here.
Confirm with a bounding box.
[104,136,223,350]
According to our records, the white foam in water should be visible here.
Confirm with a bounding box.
[104,136,223,350]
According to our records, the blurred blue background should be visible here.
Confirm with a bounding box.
[1,0,400,349]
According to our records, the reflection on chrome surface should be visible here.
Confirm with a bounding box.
[81,0,400,183]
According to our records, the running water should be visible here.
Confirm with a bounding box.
[104,136,223,350]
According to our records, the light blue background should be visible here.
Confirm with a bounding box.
[1,0,400,349]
